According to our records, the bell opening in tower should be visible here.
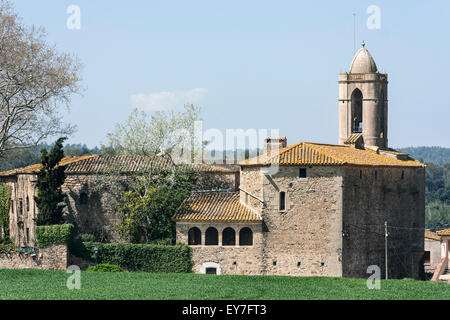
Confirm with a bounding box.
[351,89,363,133]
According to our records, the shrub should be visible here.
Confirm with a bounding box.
[0,184,11,241]
[87,263,123,272]
[0,242,15,254]
[79,234,95,242]
[70,233,94,257]
[35,224,74,248]
[81,242,193,273]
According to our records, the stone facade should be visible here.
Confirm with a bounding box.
[342,166,425,279]
[256,165,343,277]
[176,164,425,279]
[0,244,67,270]
[176,222,263,275]
[424,236,442,274]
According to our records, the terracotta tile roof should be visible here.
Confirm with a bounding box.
[0,155,98,177]
[241,142,425,167]
[425,230,441,241]
[172,191,262,223]
[437,229,450,236]
[0,155,238,177]
[344,133,363,145]
[65,155,172,174]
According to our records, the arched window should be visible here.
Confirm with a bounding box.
[188,227,201,245]
[205,227,218,246]
[26,196,29,212]
[79,192,88,205]
[239,227,253,246]
[351,89,363,133]
[222,228,235,246]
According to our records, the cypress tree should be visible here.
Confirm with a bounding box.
[35,137,67,226]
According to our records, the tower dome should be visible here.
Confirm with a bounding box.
[349,42,378,73]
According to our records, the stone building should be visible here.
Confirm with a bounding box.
[424,230,442,274]
[0,43,427,279]
[173,43,426,279]
[0,155,239,246]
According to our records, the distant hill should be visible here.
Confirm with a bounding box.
[397,146,450,165]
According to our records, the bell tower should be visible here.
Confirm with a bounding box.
[338,42,388,149]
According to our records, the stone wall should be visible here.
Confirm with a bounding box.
[62,174,123,242]
[342,166,425,279]
[0,244,67,270]
[4,174,37,247]
[259,165,344,277]
[425,237,441,273]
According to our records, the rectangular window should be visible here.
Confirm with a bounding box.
[299,168,307,178]
[18,199,23,216]
[424,251,430,264]
[206,268,217,275]
[280,192,286,211]
[26,228,29,244]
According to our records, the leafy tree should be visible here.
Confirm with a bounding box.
[398,147,450,166]
[115,168,198,243]
[34,137,67,226]
[424,160,450,231]
[95,104,204,243]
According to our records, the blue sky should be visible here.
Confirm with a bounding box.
[12,0,450,148]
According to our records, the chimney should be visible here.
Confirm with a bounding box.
[264,136,287,154]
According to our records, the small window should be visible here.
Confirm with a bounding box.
[26,196,29,212]
[280,192,286,211]
[18,199,23,215]
[26,227,30,244]
[297,261,301,268]
[360,170,362,179]
[10,200,14,214]
[424,251,431,264]
[401,170,405,180]
[374,171,378,180]
[299,168,307,178]
[205,268,217,275]
[273,261,277,266]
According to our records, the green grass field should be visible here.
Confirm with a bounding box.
[0,269,448,300]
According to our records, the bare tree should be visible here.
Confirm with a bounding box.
[0,1,82,156]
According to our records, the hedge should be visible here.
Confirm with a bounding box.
[87,263,124,272]
[35,224,75,248]
[80,242,193,273]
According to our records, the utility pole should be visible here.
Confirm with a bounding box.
[384,221,388,280]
